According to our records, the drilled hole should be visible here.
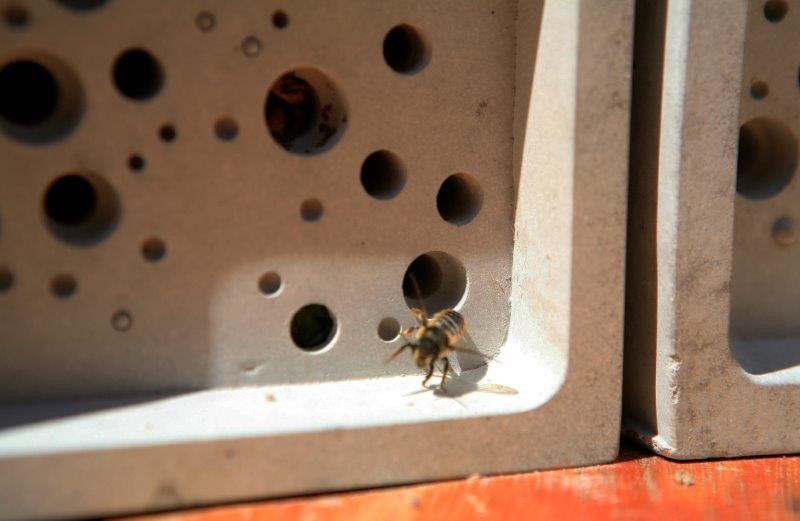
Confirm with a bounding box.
[265,68,347,154]
[383,24,429,74]
[0,56,83,142]
[159,123,176,142]
[241,36,261,57]
[300,198,323,222]
[50,274,77,298]
[214,116,239,141]
[258,271,282,297]
[3,4,29,27]
[0,267,13,292]
[111,309,133,332]
[402,251,467,311]
[45,174,95,225]
[127,154,145,172]
[141,237,166,262]
[195,10,215,31]
[772,217,796,246]
[113,48,163,101]
[56,0,108,10]
[0,60,58,126]
[43,173,118,245]
[436,173,483,225]
[750,81,769,100]
[377,317,401,342]
[272,10,288,28]
[764,0,788,22]
[360,150,406,200]
[736,117,797,199]
[290,303,336,352]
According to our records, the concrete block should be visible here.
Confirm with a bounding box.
[0,1,632,518]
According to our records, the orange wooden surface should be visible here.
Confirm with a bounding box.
[123,446,800,521]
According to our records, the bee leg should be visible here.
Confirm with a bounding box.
[385,344,410,364]
[440,358,450,390]
[422,361,436,388]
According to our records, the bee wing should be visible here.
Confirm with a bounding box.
[447,353,463,376]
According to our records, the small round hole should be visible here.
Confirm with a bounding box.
[750,81,769,99]
[195,10,215,31]
[43,172,119,245]
[50,274,77,298]
[290,303,336,352]
[0,55,84,143]
[772,217,796,246]
[436,173,483,225]
[736,117,797,199]
[112,48,164,101]
[141,237,166,262]
[258,271,282,297]
[127,154,145,172]
[764,0,788,22]
[265,68,348,154]
[377,317,401,342]
[360,150,406,200]
[402,251,467,311]
[159,123,176,142]
[2,4,29,27]
[214,116,239,141]
[241,36,261,57]
[0,267,13,292]
[111,309,133,332]
[56,0,108,10]
[300,198,323,222]
[383,24,429,74]
[272,10,288,28]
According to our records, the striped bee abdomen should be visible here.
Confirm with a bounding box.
[430,309,466,342]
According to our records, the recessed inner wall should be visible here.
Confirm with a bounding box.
[0,0,517,401]
[730,0,800,375]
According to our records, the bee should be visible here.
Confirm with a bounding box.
[387,276,486,390]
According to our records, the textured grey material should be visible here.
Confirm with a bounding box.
[0,1,632,519]
[624,0,800,459]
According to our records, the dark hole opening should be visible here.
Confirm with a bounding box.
[113,48,164,101]
[44,174,97,226]
[290,303,335,351]
[0,60,59,126]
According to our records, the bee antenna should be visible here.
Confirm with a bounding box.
[408,272,428,317]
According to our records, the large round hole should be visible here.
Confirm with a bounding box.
[383,24,429,74]
[0,60,58,126]
[764,0,788,22]
[402,251,467,311]
[360,150,406,200]
[56,0,109,10]
[736,117,797,200]
[0,56,83,142]
[265,68,347,154]
[436,173,483,225]
[43,173,119,245]
[112,48,164,101]
[290,303,336,352]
